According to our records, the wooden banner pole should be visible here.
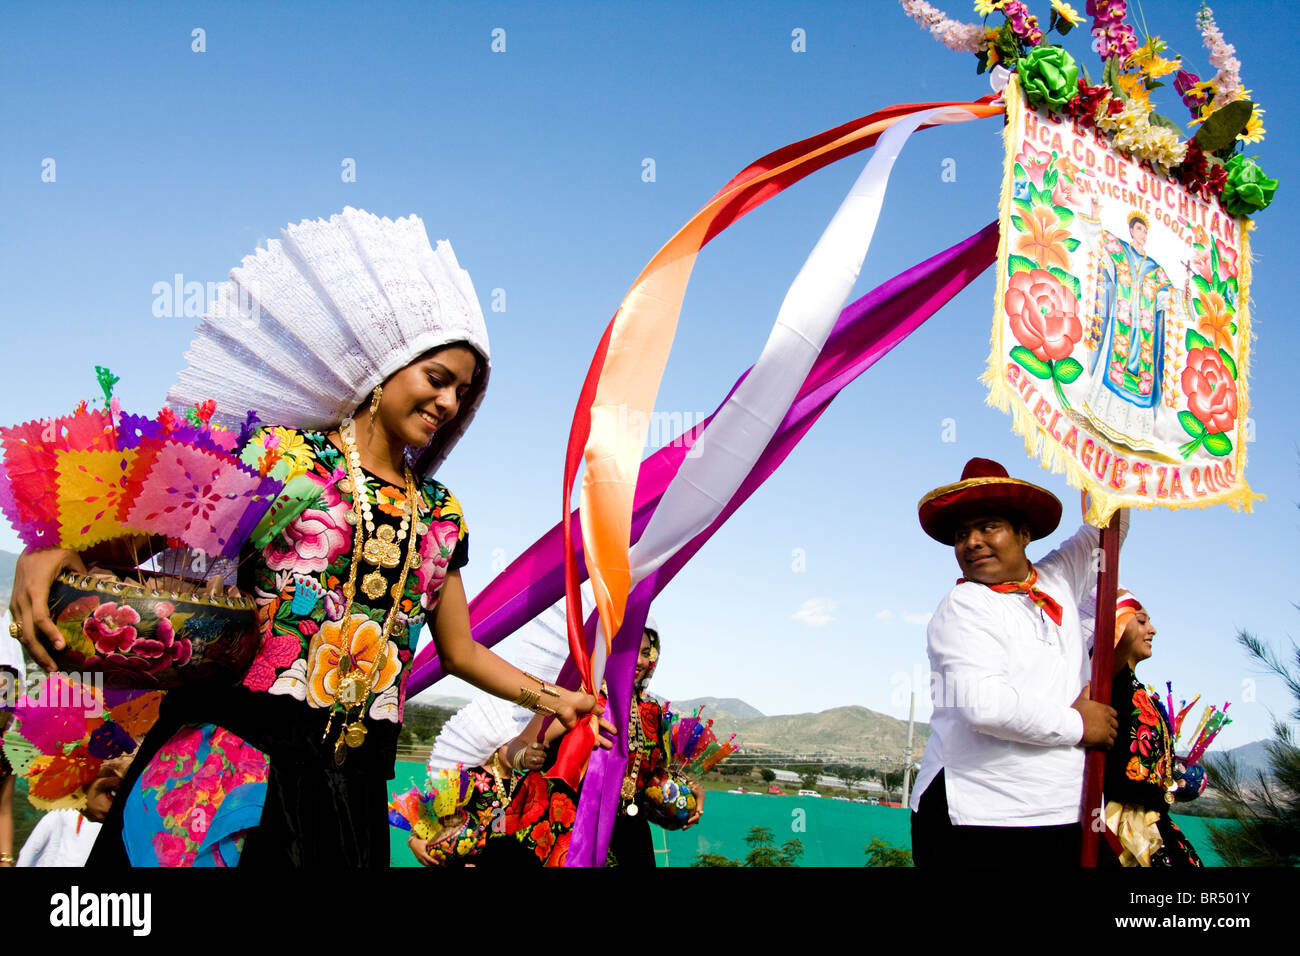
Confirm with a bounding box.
[1080,509,1122,866]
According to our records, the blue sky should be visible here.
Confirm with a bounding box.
[2,0,1296,753]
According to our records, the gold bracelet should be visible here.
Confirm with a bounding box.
[514,672,560,716]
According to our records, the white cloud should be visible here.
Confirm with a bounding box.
[874,609,894,621]
[903,612,933,626]
[791,597,837,628]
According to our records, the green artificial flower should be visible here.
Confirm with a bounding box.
[1221,154,1278,217]
[1016,45,1079,113]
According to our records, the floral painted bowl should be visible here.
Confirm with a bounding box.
[46,572,258,689]
[635,767,697,831]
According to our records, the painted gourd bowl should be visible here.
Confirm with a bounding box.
[636,767,697,830]
[46,572,258,689]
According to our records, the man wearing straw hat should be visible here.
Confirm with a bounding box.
[910,458,1123,866]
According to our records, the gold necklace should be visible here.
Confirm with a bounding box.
[320,419,424,764]
[620,694,644,815]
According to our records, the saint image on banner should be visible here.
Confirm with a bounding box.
[1076,197,1174,453]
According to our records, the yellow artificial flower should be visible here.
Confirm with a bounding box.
[974,0,1003,16]
[1127,36,1180,79]
[1238,105,1265,144]
[1114,73,1151,113]
[1050,0,1083,27]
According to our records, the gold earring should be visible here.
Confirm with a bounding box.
[369,385,383,418]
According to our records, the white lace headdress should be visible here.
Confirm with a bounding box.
[167,206,490,476]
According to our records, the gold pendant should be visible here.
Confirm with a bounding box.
[624,803,638,817]
[361,570,388,601]
[409,551,422,570]
[345,722,368,748]
[336,672,365,707]
[333,734,347,766]
[415,521,429,537]
[338,478,353,494]
[345,510,358,526]
[362,524,403,568]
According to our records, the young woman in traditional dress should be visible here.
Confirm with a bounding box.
[6,208,600,866]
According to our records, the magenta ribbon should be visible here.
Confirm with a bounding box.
[408,222,998,863]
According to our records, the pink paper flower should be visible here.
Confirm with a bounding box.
[153,831,191,867]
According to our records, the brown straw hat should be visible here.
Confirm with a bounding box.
[918,457,1062,544]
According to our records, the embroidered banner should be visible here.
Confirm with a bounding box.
[990,77,1260,524]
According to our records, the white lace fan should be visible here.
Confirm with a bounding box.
[428,594,588,772]
[167,207,490,476]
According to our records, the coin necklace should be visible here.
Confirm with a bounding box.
[320,418,424,765]
[620,694,645,816]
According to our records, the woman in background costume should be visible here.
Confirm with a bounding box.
[1102,589,1203,866]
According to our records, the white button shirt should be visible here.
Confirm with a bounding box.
[910,516,1126,827]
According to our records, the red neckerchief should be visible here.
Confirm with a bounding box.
[959,566,1064,626]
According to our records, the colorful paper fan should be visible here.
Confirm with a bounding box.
[4,677,163,811]
[118,437,283,559]
[429,765,475,819]
[664,705,739,777]
[388,786,441,841]
[0,408,116,547]
[1,375,278,560]
[55,448,138,550]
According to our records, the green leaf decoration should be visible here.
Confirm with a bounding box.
[1044,169,1058,190]
[1054,206,1074,227]
[1192,100,1254,153]
[1225,276,1238,297]
[1211,238,1221,277]
[1229,321,1238,335]
[1148,110,1182,132]
[1007,254,1038,275]
[976,49,992,75]
[1178,411,1207,438]
[1013,197,1032,215]
[1047,266,1082,301]
[1186,329,1212,351]
[1014,162,1027,181]
[1011,215,1026,232]
[1102,57,1121,98]
[1202,432,1233,457]
[1191,274,1212,296]
[1011,346,1053,379]
[1062,237,1081,252]
[1218,348,1238,379]
[1055,357,1084,384]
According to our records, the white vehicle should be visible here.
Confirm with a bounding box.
[796,789,821,798]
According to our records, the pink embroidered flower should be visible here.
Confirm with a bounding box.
[1182,347,1238,434]
[240,631,302,692]
[82,602,140,654]
[1005,270,1082,363]
[156,780,197,822]
[415,518,461,602]
[160,727,203,775]
[1015,144,1053,190]
[129,616,193,673]
[185,804,214,844]
[154,831,191,867]
[299,619,319,637]
[262,472,352,573]
[154,601,175,618]
[193,752,226,794]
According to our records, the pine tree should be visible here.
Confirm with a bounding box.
[1203,631,1300,866]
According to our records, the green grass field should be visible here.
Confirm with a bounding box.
[385,761,1229,867]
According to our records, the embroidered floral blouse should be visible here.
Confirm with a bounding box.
[236,428,467,746]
